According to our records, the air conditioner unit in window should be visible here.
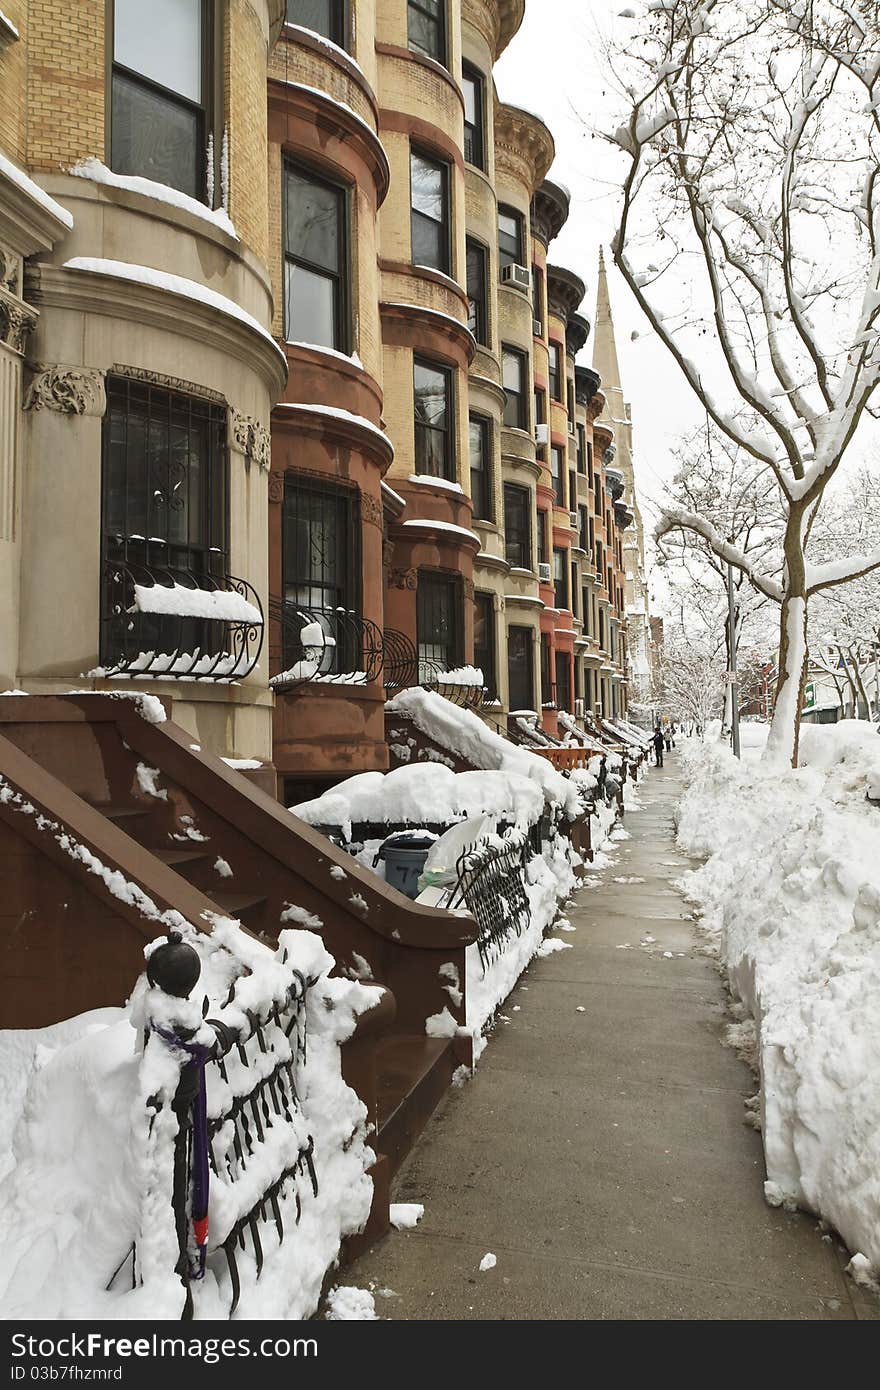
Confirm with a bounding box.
[574,698,585,718]
[501,262,531,291]
[535,423,549,446]
[538,562,552,583]
[570,511,579,529]
[532,318,542,337]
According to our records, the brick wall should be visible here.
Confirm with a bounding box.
[26,0,105,172]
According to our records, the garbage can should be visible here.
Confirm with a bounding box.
[374,832,437,900]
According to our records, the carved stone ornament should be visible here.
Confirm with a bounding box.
[361,492,383,530]
[231,408,271,471]
[268,471,284,504]
[463,576,475,601]
[0,298,36,355]
[0,244,20,296]
[382,536,394,570]
[390,567,417,590]
[23,363,106,415]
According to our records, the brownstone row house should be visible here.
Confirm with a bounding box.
[0,0,636,806]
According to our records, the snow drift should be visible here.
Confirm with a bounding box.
[676,723,880,1274]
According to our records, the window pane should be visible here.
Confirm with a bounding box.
[466,242,485,341]
[408,2,443,61]
[412,212,443,269]
[502,349,523,394]
[111,73,201,197]
[414,362,448,429]
[469,416,489,520]
[286,0,340,43]
[285,168,340,271]
[115,0,202,102]
[285,261,337,347]
[411,152,444,219]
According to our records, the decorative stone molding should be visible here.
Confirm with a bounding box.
[22,363,105,415]
[463,577,475,601]
[0,244,20,296]
[390,567,417,590]
[531,181,570,248]
[494,103,555,195]
[0,296,36,355]
[230,408,271,471]
[382,536,395,570]
[268,472,284,504]
[109,364,225,404]
[361,492,383,530]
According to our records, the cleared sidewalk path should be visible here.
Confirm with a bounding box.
[342,759,877,1320]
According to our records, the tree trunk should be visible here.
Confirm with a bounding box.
[764,516,808,768]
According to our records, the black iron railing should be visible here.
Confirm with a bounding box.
[449,830,531,971]
[147,960,316,1319]
[99,560,264,680]
[382,628,484,708]
[269,599,384,689]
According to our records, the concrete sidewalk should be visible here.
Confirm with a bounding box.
[341,760,877,1320]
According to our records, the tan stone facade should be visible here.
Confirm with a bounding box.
[0,2,288,763]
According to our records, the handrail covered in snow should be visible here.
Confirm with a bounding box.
[99,560,264,681]
[449,830,531,971]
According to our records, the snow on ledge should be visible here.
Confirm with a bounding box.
[407,474,464,494]
[0,151,73,229]
[400,518,480,545]
[62,258,284,363]
[273,402,392,456]
[69,159,238,239]
[283,338,365,369]
[0,7,19,38]
[133,581,262,625]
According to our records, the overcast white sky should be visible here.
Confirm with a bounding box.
[495,0,704,612]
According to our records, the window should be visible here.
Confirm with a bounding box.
[567,379,576,422]
[282,476,360,672]
[569,470,577,515]
[537,508,548,565]
[571,561,578,616]
[550,445,565,506]
[534,387,546,426]
[508,626,534,712]
[408,0,446,65]
[502,347,528,430]
[577,424,586,474]
[414,359,453,479]
[582,587,591,637]
[540,634,552,705]
[469,414,492,522]
[504,483,531,569]
[587,439,594,485]
[286,0,345,44]
[283,162,347,350]
[111,0,209,199]
[417,571,462,678]
[532,265,544,333]
[579,506,589,552]
[553,547,567,610]
[498,204,523,271]
[462,65,485,169]
[555,651,571,713]
[411,148,450,274]
[100,375,228,664]
[549,342,563,401]
[466,239,488,345]
[474,593,497,702]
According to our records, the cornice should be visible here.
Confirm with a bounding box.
[32,263,288,397]
[575,363,601,406]
[566,312,591,360]
[531,179,570,248]
[494,104,555,196]
[547,264,586,323]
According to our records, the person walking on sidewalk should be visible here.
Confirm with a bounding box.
[652,726,665,768]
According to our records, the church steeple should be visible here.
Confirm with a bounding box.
[592,246,624,402]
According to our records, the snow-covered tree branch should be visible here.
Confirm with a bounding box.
[607,0,880,764]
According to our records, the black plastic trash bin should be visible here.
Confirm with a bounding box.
[374,833,436,899]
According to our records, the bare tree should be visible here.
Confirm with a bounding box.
[656,623,726,732]
[608,0,880,765]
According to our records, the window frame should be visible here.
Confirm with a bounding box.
[108,0,219,204]
[507,624,535,713]
[553,546,567,611]
[503,482,532,570]
[532,264,544,333]
[462,62,486,170]
[410,144,451,275]
[502,345,528,431]
[550,444,565,506]
[282,157,350,352]
[498,203,524,272]
[407,0,448,67]
[474,591,498,702]
[468,412,493,523]
[549,341,563,402]
[466,237,489,346]
[416,569,463,676]
[413,356,455,481]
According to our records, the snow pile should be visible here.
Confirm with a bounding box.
[0,924,378,1319]
[676,722,880,1274]
[385,687,580,818]
[132,582,262,625]
[292,762,545,840]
